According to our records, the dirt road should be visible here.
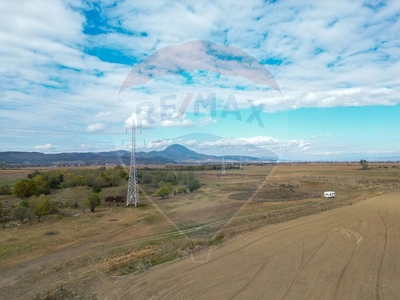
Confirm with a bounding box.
[97,192,400,300]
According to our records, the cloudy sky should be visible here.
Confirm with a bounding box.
[1,0,400,161]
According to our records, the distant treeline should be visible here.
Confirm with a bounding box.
[138,169,201,197]
[11,166,129,197]
[6,166,201,198]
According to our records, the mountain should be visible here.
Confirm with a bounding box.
[0,144,274,166]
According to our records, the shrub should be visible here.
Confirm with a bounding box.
[156,183,173,198]
[86,193,101,212]
[0,185,12,195]
[14,206,31,223]
[93,186,102,194]
[32,195,51,222]
[13,179,38,197]
[187,179,200,193]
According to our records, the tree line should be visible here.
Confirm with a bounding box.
[12,166,128,198]
[138,170,201,198]
[1,167,202,224]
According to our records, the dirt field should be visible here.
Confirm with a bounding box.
[96,192,400,300]
[0,164,399,299]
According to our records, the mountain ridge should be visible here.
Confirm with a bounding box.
[0,144,274,166]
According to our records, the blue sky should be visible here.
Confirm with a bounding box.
[1,0,400,161]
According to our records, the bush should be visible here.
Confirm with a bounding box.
[32,195,51,222]
[176,186,186,194]
[0,185,12,195]
[14,206,32,223]
[86,193,101,212]
[13,179,38,197]
[105,195,125,207]
[19,199,30,208]
[93,186,102,194]
[74,175,87,187]
[14,205,35,224]
[156,183,173,198]
[187,179,200,192]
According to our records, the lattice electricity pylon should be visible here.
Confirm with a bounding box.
[126,122,139,206]
[240,156,243,170]
[222,151,226,175]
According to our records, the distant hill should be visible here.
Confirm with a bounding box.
[0,144,276,166]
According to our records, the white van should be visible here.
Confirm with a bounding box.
[324,191,336,198]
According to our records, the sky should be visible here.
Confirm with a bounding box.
[1,0,400,161]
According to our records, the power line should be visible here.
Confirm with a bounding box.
[126,122,139,207]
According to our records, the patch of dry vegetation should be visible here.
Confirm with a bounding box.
[1,163,400,296]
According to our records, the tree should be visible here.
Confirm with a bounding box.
[165,171,176,183]
[61,172,75,188]
[73,175,87,187]
[13,179,38,197]
[156,183,173,198]
[33,175,51,195]
[19,199,30,208]
[86,193,101,212]
[187,179,201,193]
[46,171,63,189]
[32,195,51,222]
[92,185,102,194]
[359,159,369,170]
[140,172,153,185]
[176,186,185,195]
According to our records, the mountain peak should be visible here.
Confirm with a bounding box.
[163,144,194,154]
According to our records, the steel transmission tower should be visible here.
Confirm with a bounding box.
[126,122,139,206]
[240,156,243,170]
[222,151,226,175]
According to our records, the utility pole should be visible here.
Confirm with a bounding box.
[126,121,139,206]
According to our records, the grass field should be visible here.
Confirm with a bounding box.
[0,163,400,299]
[0,169,34,187]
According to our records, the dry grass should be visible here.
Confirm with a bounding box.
[1,163,400,294]
[0,201,164,271]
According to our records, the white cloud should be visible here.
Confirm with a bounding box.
[184,140,197,146]
[2,0,400,159]
[96,111,112,117]
[125,112,155,128]
[146,139,174,149]
[86,123,106,132]
[34,143,54,151]
[160,119,194,128]
[199,136,311,154]
[199,115,217,126]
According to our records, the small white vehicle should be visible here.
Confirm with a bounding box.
[324,191,336,198]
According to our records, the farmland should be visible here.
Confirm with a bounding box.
[0,163,400,299]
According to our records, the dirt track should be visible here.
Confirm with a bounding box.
[97,192,400,300]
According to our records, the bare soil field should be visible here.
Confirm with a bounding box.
[0,164,399,299]
[93,191,400,300]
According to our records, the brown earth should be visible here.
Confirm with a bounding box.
[1,192,399,299]
[93,192,400,300]
[1,164,400,299]
[229,189,318,201]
